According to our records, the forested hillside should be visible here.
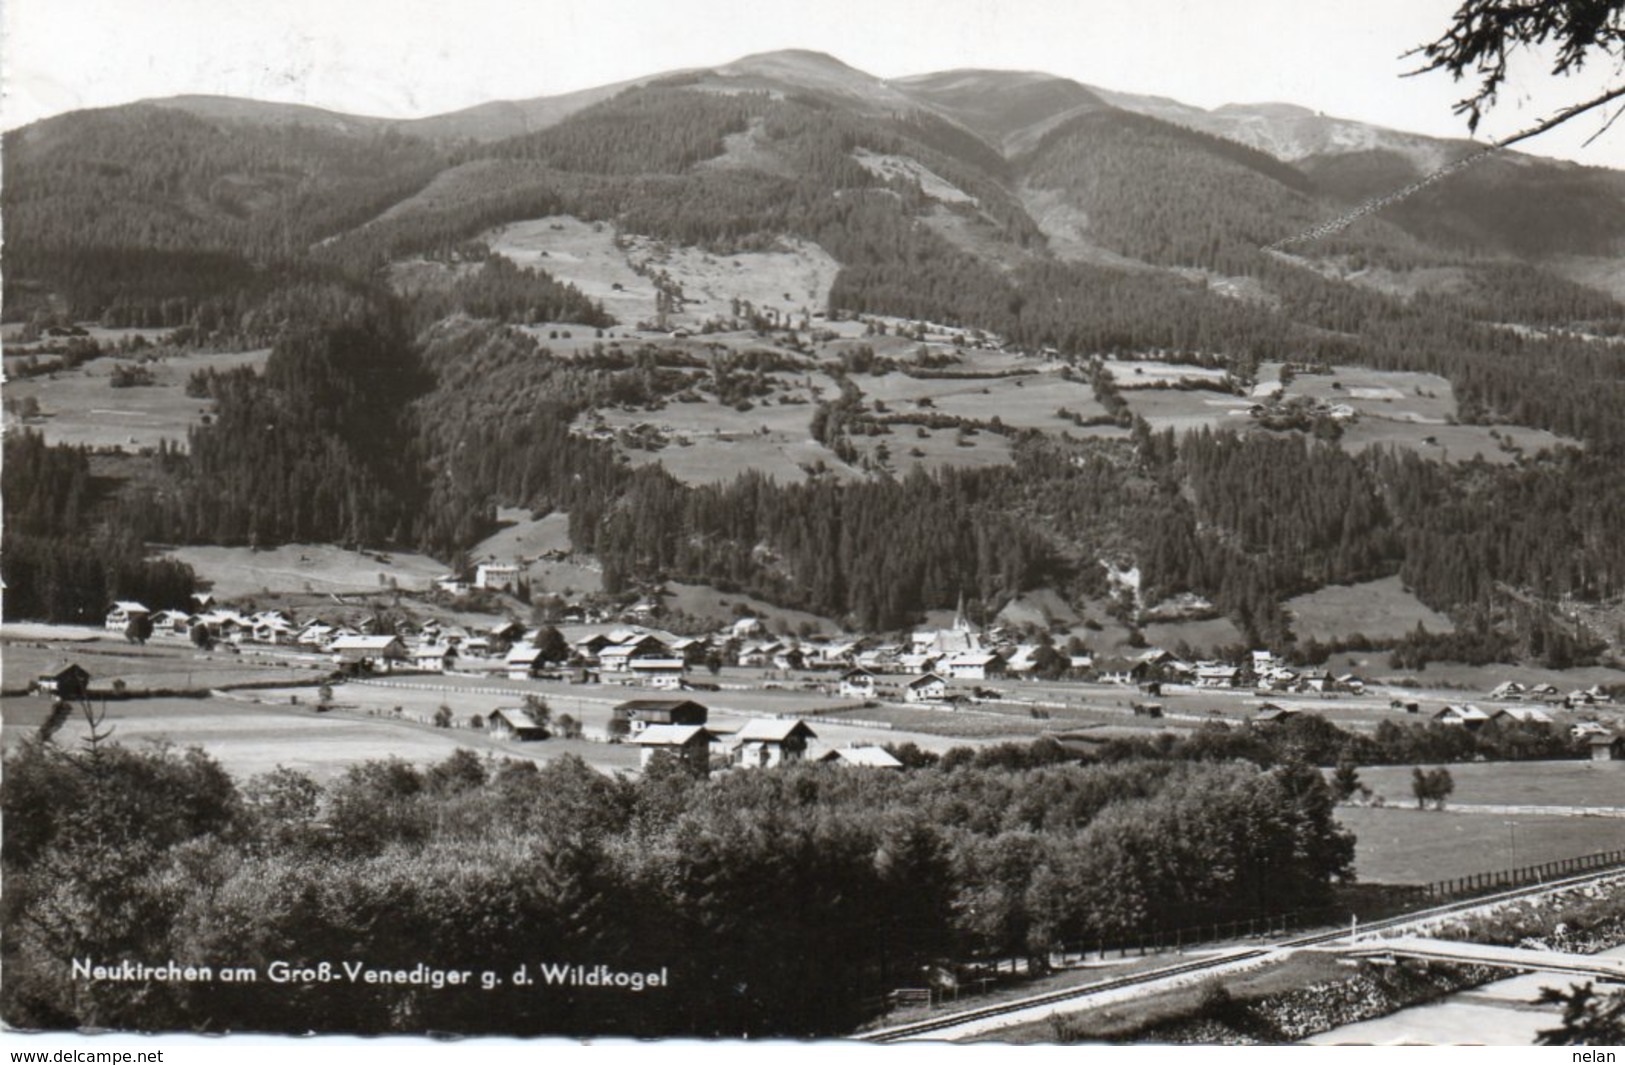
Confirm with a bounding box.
[6,50,1625,654]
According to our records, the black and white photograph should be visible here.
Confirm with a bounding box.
[3,0,1625,1052]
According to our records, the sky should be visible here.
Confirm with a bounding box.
[4,0,1624,169]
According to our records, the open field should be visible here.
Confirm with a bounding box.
[1275,365,1458,422]
[485,215,840,332]
[471,508,574,558]
[618,425,853,484]
[163,543,449,598]
[2,693,626,783]
[1334,806,1625,884]
[849,422,1017,476]
[860,370,1110,434]
[659,582,841,634]
[825,703,1059,739]
[1285,575,1456,644]
[586,379,857,484]
[486,216,660,325]
[620,231,840,328]
[469,509,606,595]
[1122,387,1254,433]
[1259,363,1577,463]
[3,348,270,450]
[1,637,328,696]
[2,325,175,350]
[1103,359,1230,389]
[996,589,1081,629]
[1142,615,1248,653]
[1339,419,1569,465]
[1350,760,1625,812]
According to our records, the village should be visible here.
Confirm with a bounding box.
[28,585,1618,783]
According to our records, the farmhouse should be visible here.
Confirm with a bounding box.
[505,645,551,680]
[411,644,458,673]
[737,640,783,668]
[252,615,297,645]
[770,647,807,671]
[629,725,716,776]
[1589,734,1625,762]
[433,574,470,596]
[856,647,901,672]
[810,640,858,669]
[733,718,817,769]
[34,662,90,700]
[898,651,942,674]
[488,706,549,741]
[151,609,194,635]
[1094,658,1146,686]
[1253,705,1300,725]
[104,601,150,632]
[627,657,686,690]
[816,746,903,769]
[613,698,709,734]
[1491,706,1554,726]
[330,635,408,672]
[1433,704,1491,729]
[1194,665,1241,688]
[945,652,1007,681]
[489,620,527,646]
[197,610,252,640]
[904,673,949,703]
[839,668,879,699]
[598,633,672,672]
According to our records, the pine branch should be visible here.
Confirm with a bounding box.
[1264,81,1625,252]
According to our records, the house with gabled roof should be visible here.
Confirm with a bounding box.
[839,667,879,700]
[1491,705,1554,726]
[904,673,949,704]
[151,609,194,635]
[629,725,716,775]
[733,718,817,768]
[411,644,458,673]
[488,706,549,741]
[613,698,708,734]
[1253,704,1300,725]
[898,651,941,675]
[816,745,903,769]
[330,634,407,671]
[945,651,1007,681]
[628,657,686,690]
[1589,734,1625,762]
[104,601,150,632]
[1093,657,1145,686]
[1433,704,1491,729]
[505,644,548,680]
[34,662,90,700]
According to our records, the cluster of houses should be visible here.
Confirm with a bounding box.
[1488,680,1616,711]
[101,596,1382,704]
[488,696,904,775]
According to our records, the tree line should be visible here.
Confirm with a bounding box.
[1,731,1352,1036]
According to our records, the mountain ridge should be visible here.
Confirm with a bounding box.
[26,48,1605,179]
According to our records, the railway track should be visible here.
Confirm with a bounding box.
[858,864,1625,1042]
